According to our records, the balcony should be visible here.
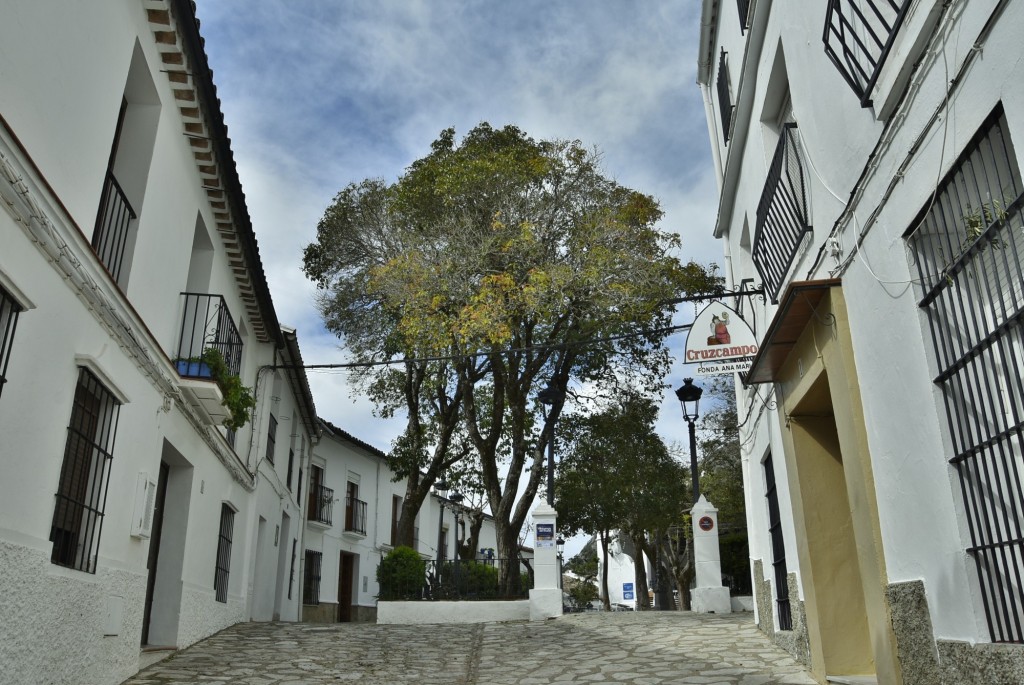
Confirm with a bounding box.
[753,124,811,303]
[308,484,334,526]
[174,293,243,425]
[344,496,368,536]
[823,0,912,107]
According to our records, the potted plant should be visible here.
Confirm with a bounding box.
[199,347,256,430]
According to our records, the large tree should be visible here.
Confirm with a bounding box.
[304,124,719,585]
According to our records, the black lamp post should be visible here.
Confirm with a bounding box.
[449,490,464,589]
[556,536,565,590]
[435,477,449,563]
[538,382,565,506]
[674,378,703,505]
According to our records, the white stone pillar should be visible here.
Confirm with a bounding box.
[690,495,732,614]
[529,502,563,620]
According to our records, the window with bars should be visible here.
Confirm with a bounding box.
[736,0,750,33]
[391,495,403,546]
[753,123,811,302]
[905,105,1024,644]
[50,368,121,573]
[303,550,322,605]
[266,414,277,464]
[823,0,912,108]
[287,449,295,491]
[214,503,235,603]
[764,453,792,631]
[0,285,23,399]
[717,49,734,145]
[288,539,297,600]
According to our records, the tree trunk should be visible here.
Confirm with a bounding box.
[599,529,612,611]
[628,531,651,610]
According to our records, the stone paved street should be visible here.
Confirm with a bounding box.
[123,612,816,685]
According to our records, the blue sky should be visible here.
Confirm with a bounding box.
[195,0,723,458]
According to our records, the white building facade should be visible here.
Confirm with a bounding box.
[0,2,319,683]
[302,420,501,622]
[697,0,1024,682]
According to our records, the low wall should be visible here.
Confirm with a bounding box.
[377,600,530,624]
[731,596,754,612]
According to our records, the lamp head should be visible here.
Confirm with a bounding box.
[674,377,703,421]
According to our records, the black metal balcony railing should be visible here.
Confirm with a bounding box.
[307,484,333,525]
[824,0,912,108]
[92,170,137,284]
[345,496,367,535]
[753,124,811,303]
[717,49,734,145]
[175,293,243,379]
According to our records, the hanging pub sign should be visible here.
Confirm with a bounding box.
[683,300,759,376]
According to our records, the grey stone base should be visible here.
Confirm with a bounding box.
[350,604,377,623]
[752,559,811,667]
[936,640,1024,685]
[887,579,1024,685]
[302,602,338,623]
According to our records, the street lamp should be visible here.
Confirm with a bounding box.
[556,536,565,589]
[538,382,565,506]
[674,378,703,505]
[435,476,449,563]
[449,490,464,589]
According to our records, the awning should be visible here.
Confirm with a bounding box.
[744,279,841,384]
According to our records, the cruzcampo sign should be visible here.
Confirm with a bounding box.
[684,301,759,376]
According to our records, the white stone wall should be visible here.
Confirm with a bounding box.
[701,0,1024,646]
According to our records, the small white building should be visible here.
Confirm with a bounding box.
[697,0,1024,682]
[0,2,319,683]
[301,420,502,622]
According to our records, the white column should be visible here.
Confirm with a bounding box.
[529,502,563,620]
[690,495,732,614]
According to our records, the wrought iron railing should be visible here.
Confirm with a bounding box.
[345,496,367,535]
[175,293,243,379]
[906,106,1024,643]
[308,484,333,525]
[92,170,137,285]
[717,49,734,145]
[823,0,912,107]
[753,123,811,302]
[377,557,533,601]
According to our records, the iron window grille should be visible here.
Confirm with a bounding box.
[288,539,297,599]
[764,453,792,630]
[391,495,402,546]
[345,496,368,535]
[303,550,322,605]
[50,368,121,573]
[823,0,912,108]
[287,449,295,491]
[753,123,811,303]
[717,49,735,145]
[0,285,23,399]
[905,105,1024,644]
[297,467,303,502]
[175,293,243,379]
[266,414,277,464]
[214,504,235,603]
[736,0,750,33]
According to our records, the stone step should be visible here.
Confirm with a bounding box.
[827,676,877,685]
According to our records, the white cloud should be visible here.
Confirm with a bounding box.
[195,0,721,453]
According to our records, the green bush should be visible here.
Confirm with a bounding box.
[377,546,426,600]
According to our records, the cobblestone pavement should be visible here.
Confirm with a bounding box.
[123,612,817,685]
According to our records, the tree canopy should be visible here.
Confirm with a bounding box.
[303,123,720,584]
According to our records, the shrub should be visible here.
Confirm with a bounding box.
[377,546,426,600]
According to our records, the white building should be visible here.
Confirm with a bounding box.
[302,419,503,622]
[697,0,1024,682]
[0,2,319,683]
